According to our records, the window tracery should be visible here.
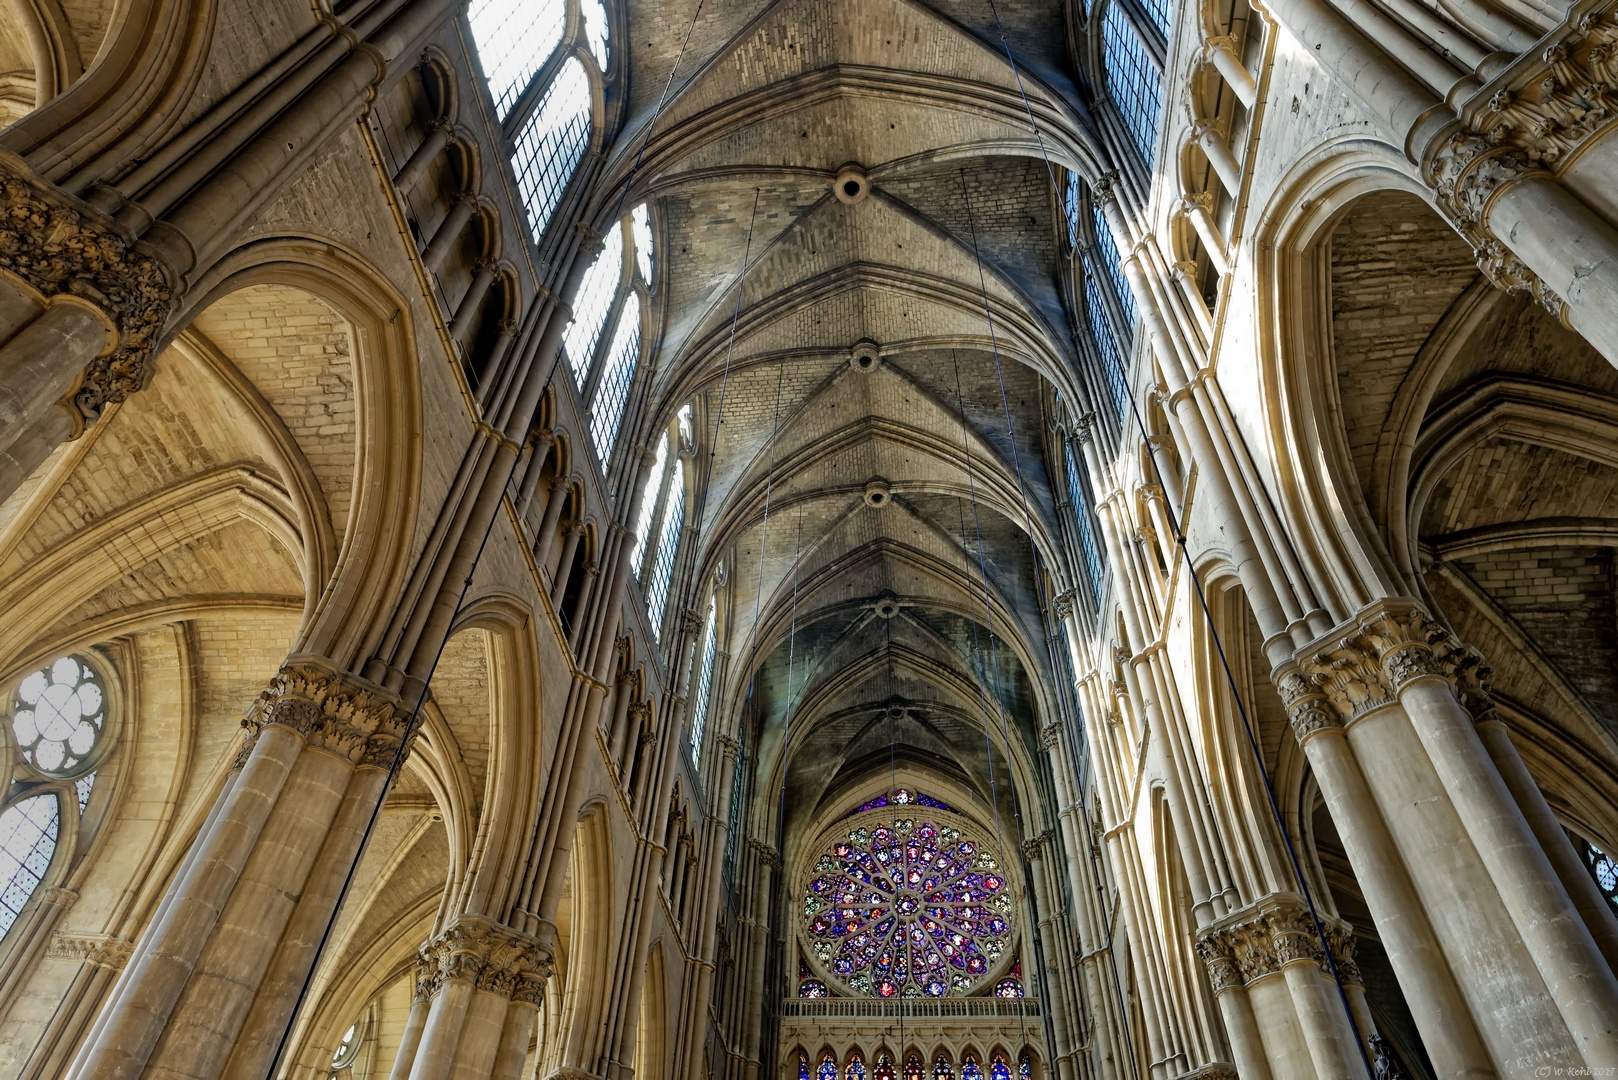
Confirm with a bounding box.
[994,957,1025,997]
[962,1055,983,1080]
[15,656,106,775]
[819,1054,838,1080]
[588,292,641,462]
[905,1053,925,1080]
[990,1054,1011,1080]
[934,1057,954,1080]
[565,225,624,384]
[581,0,610,73]
[630,436,668,572]
[846,1053,867,1080]
[852,789,951,816]
[874,1055,895,1080]
[512,57,592,243]
[1581,838,1618,914]
[1101,3,1163,162]
[802,816,1015,998]
[0,796,58,938]
[689,596,717,764]
[646,462,685,634]
[465,0,565,119]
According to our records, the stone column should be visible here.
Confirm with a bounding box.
[1193,950,1272,1080]
[405,918,550,1080]
[1272,669,1494,1077]
[423,192,480,272]
[0,300,113,452]
[73,659,410,1080]
[449,258,500,344]
[394,118,453,192]
[1363,607,1618,1067]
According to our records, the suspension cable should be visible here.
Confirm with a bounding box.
[963,7,1376,1074]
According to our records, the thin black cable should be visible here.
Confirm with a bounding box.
[266,7,708,1072]
[969,9,1375,1071]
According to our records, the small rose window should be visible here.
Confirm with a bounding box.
[13,656,105,776]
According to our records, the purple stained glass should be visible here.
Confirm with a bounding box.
[803,819,1011,996]
[853,788,953,815]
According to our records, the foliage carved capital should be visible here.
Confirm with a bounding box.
[0,169,176,424]
[237,660,411,771]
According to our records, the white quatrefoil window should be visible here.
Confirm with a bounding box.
[13,656,106,776]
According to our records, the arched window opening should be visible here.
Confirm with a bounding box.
[646,463,685,634]
[874,1055,896,1080]
[581,0,610,73]
[819,1055,839,1080]
[1080,263,1129,416]
[331,1022,360,1070]
[934,1057,955,1080]
[846,1053,867,1080]
[466,0,565,119]
[631,436,669,573]
[632,203,654,282]
[989,1056,1011,1080]
[1089,203,1137,328]
[0,794,60,939]
[800,1053,812,1080]
[961,1056,983,1080]
[904,1054,925,1080]
[689,595,717,764]
[564,224,624,384]
[1065,439,1107,603]
[1581,838,1618,915]
[1018,1053,1032,1080]
[589,292,642,462]
[512,57,592,244]
[1102,3,1163,162]
[1063,173,1082,251]
[1138,0,1172,36]
[14,655,106,775]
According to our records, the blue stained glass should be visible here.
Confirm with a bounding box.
[0,795,58,939]
[1139,0,1172,35]
[466,0,565,120]
[1065,440,1107,601]
[991,1058,1012,1080]
[588,292,641,463]
[1102,3,1163,163]
[847,1055,867,1080]
[821,1058,839,1080]
[802,1054,813,1080]
[853,789,952,816]
[512,58,592,244]
[962,1059,983,1080]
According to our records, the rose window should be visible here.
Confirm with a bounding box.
[12,657,105,776]
[802,816,1013,997]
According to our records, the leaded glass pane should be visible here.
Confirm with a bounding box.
[1079,268,1129,417]
[1063,174,1081,251]
[646,464,685,634]
[512,58,592,244]
[13,655,105,776]
[564,225,624,384]
[589,293,642,463]
[1065,441,1106,601]
[1582,839,1618,914]
[1090,203,1137,328]
[466,0,565,120]
[820,1056,838,1080]
[581,0,610,73]
[1102,3,1162,162]
[847,1054,867,1080]
[934,1058,955,1080]
[802,817,1013,997]
[962,1058,983,1080]
[991,1056,1012,1080]
[631,437,669,573]
[0,794,58,938]
[1139,0,1172,35]
[75,773,95,814]
[632,203,654,282]
[689,597,717,763]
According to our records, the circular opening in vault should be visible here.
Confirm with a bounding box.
[843,179,862,198]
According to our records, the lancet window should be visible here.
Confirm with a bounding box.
[874,1055,896,1080]
[846,1054,867,1080]
[645,459,685,633]
[1064,440,1106,604]
[819,1056,838,1080]
[689,595,717,764]
[905,1054,925,1080]
[0,655,113,942]
[467,0,612,246]
[1101,1,1163,163]
[1137,0,1172,36]
[962,1056,983,1080]
[563,207,654,469]
[1581,838,1618,914]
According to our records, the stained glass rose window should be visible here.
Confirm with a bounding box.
[802,815,1014,997]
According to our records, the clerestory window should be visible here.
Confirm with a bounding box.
[1065,440,1107,604]
[511,58,593,244]
[645,460,685,635]
[566,206,654,471]
[688,595,717,763]
[465,0,565,120]
[1102,2,1163,163]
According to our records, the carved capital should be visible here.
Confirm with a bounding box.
[1052,589,1077,620]
[1091,171,1121,206]
[681,607,703,635]
[717,733,742,761]
[1196,897,1352,987]
[0,171,176,424]
[418,917,552,1001]
[47,932,133,970]
[1041,721,1064,750]
[1475,239,1566,318]
[749,839,782,868]
[239,660,411,771]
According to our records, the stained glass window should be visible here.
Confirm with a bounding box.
[633,204,654,282]
[874,1056,895,1080]
[853,789,951,816]
[1063,174,1081,251]
[689,596,717,764]
[581,0,610,72]
[820,1056,839,1080]
[646,462,686,634]
[800,1054,812,1080]
[1079,262,1129,416]
[512,58,592,244]
[799,979,828,998]
[802,818,1013,997]
[991,1056,1011,1080]
[588,293,641,462]
[934,1059,954,1080]
[0,794,59,938]
[1064,441,1106,601]
[1019,1054,1032,1080]
[905,1054,925,1080]
[630,437,668,573]
[1102,3,1163,163]
[995,978,1023,998]
[14,656,105,776]
[564,226,624,384]
[962,1057,983,1080]
[1090,203,1137,328]
[1581,839,1618,915]
[466,0,565,120]
[847,1054,867,1080]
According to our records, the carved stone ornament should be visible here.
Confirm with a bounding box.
[1195,896,1357,988]
[417,917,552,1001]
[1425,13,1618,316]
[47,932,134,970]
[1177,1066,1239,1080]
[0,169,176,423]
[236,660,411,771]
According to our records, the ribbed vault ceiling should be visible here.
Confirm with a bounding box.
[613,0,1097,839]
